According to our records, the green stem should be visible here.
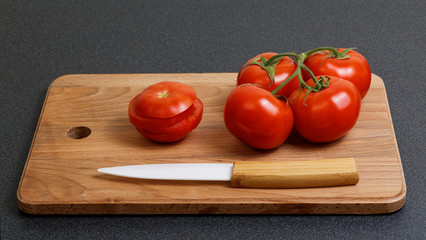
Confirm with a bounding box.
[300,46,341,59]
[243,52,300,86]
[300,64,319,85]
[264,52,299,66]
[300,46,357,61]
[265,46,356,99]
[271,55,315,96]
[297,70,313,91]
[270,66,300,95]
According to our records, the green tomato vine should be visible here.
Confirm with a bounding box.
[244,47,355,101]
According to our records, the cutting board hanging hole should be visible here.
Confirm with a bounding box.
[67,126,91,139]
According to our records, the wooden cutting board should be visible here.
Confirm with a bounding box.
[17,73,406,214]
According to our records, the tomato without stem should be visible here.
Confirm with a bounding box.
[135,101,202,142]
[135,129,189,143]
[289,76,361,143]
[237,52,299,98]
[302,49,371,99]
[133,81,197,118]
[224,84,294,150]
[129,81,203,142]
[136,99,203,136]
[129,101,198,129]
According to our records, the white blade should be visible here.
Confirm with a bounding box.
[98,163,233,181]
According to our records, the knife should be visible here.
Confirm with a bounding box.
[98,158,359,188]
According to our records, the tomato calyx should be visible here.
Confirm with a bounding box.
[241,57,275,86]
[271,47,356,95]
[300,47,356,60]
[128,81,203,143]
[299,76,332,106]
[289,76,361,143]
[243,47,360,103]
[270,55,313,97]
[309,76,331,91]
[242,52,299,87]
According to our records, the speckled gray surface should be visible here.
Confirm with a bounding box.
[1,0,425,239]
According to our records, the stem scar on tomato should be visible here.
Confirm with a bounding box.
[158,91,169,98]
[302,47,371,99]
[289,76,361,143]
[129,81,203,142]
[233,47,369,145]
[237,52,299,98]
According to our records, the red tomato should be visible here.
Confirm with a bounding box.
[129,102,197,129]
[136,99,203,135]
[134,99,203,142]
[224,84,294,149]
[133,81,197,118]
[135,129,188,143]
[129,81,203,142]
[289,76,361,143]
[237,52,299,98]
[302,49,371,99]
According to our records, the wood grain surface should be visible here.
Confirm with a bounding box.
[17,73,406,214]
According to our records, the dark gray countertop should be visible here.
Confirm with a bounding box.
[1,0,425,239]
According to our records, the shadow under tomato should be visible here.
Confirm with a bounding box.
[285,130,346,148]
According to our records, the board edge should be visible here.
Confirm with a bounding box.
[371,73,407,214]
[17,73,407,215]
[16,79,55,214]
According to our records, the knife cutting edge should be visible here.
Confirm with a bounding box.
[98,158,359,188]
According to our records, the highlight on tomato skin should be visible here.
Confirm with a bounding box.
[224,84,294,150]
[289,76,361,143]
[302,49,371,99]
[229,47,369,147]
[128,81,203,143]
[237,52,299,98]
[137,99,203,136]
[129,97,198,129]
[133,81,198,118]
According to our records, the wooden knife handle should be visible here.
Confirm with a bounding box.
[230,158,359,188]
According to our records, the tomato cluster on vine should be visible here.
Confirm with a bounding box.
[224,47,371,149]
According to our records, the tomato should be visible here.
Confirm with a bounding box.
[224,84,294,150]
[237,52,299,98]
[133,81,197,118]
[302,49,371,99]
[289,76,361,143]
[129,81,203,142]
[129,102,198,129]
[135,99,203,135]
[135,129,188,143]
[134,99,202,142]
